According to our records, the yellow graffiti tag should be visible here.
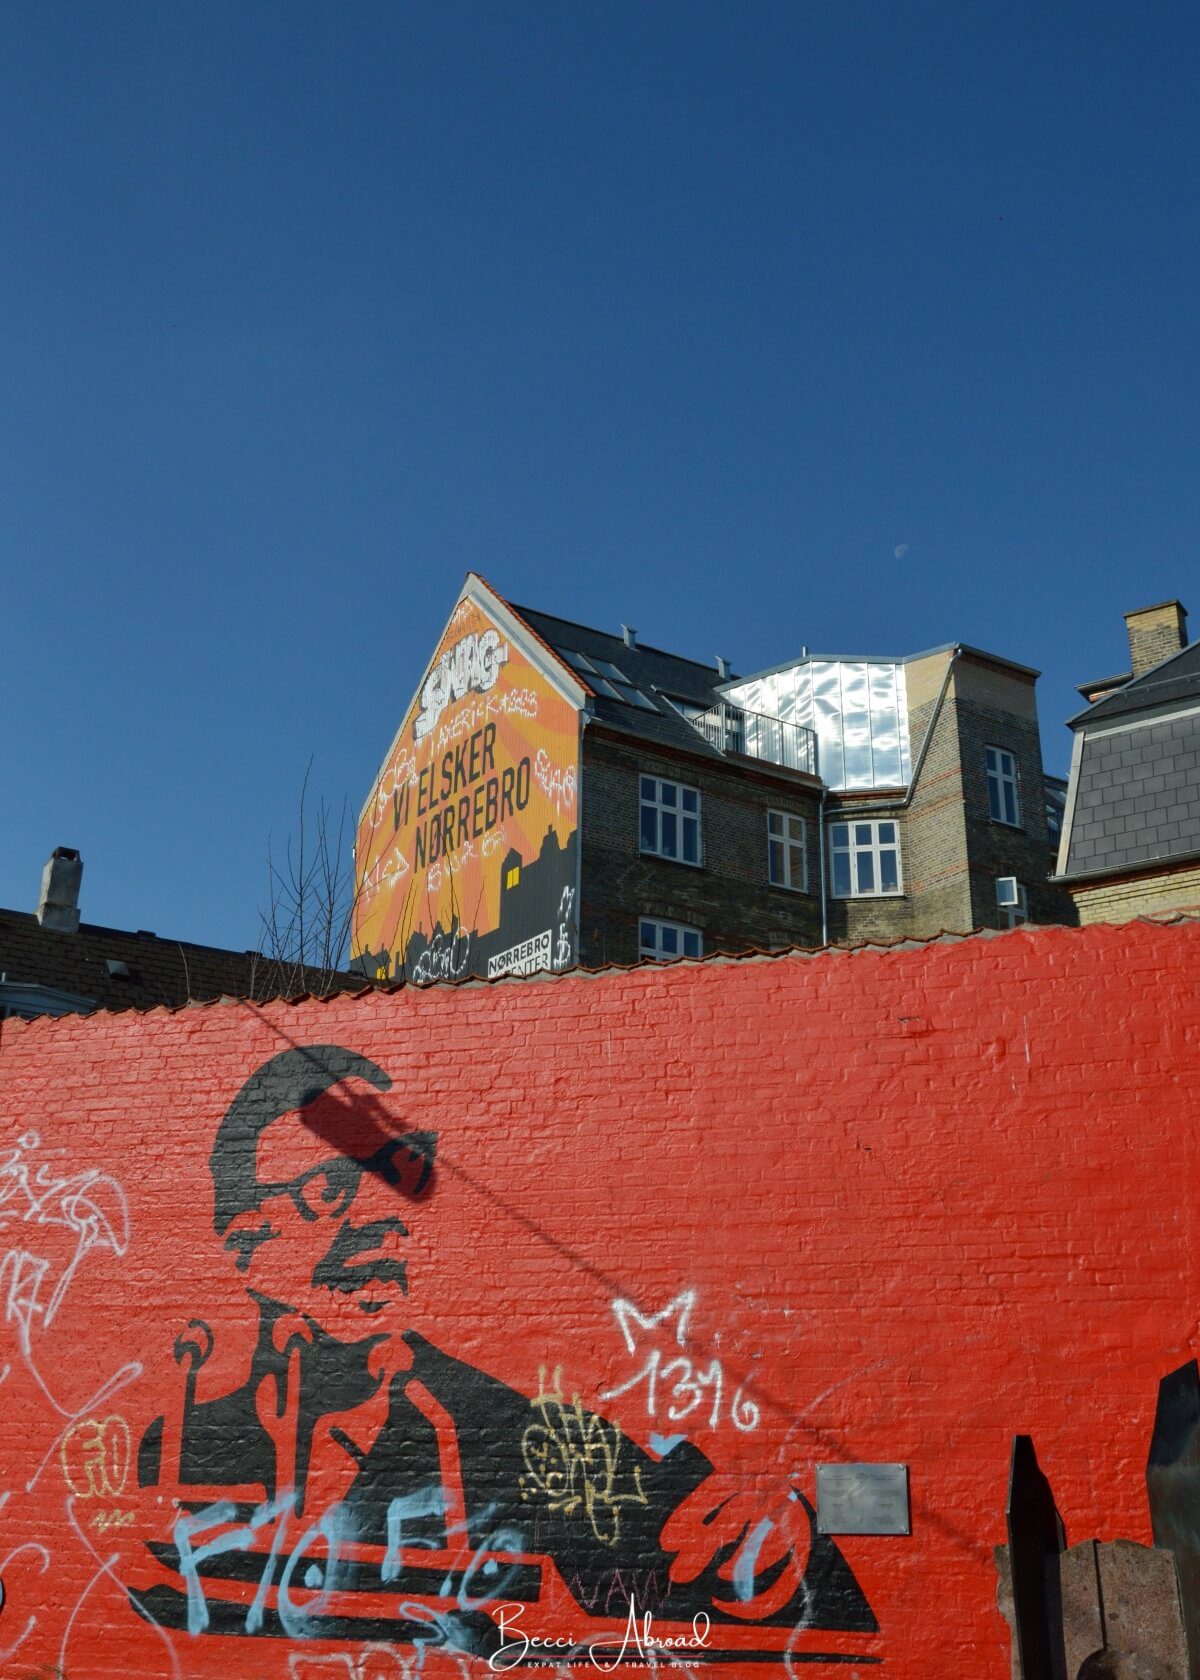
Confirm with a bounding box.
[90,1508,135,1535]
[519,1367,647,1547]
[59,1414,131,1499]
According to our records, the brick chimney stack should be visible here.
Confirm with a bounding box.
[1124,600,1189,677]
[37,847,82,933]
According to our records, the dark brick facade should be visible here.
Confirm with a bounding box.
[577,727,823,966]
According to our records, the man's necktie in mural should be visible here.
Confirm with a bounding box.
[126,1047,878,1668]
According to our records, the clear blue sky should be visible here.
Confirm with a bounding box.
[3,2,1198,949]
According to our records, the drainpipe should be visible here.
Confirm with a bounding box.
[818,783,829,946]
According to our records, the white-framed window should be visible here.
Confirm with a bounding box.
[640,776,701,865]
[985,746,1021,826]
[996,878,1028,928]
[639,918,703,961]
[768,810,807,891]
[829,819,902,897]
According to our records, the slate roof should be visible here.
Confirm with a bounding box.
[510,604,735,760]
[1061,639,1200,881]
[0,909,364,1016]
[1068,639,1200,726]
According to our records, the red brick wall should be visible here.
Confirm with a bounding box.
[1,918,1197,1679]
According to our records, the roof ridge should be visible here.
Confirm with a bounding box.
[510,603,724,675]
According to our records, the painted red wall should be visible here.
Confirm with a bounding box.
[1,917,1197,1680]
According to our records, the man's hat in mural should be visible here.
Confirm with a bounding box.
[208,1044,393,1235]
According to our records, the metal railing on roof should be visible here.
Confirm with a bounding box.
[689,702,817,775]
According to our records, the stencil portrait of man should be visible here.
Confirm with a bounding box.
[133,1045,874,1654]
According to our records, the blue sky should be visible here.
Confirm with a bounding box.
[3,2,1198,948]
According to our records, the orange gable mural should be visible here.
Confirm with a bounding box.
[353,581,583,984]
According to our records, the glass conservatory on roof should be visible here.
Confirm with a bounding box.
[722,657,912,791]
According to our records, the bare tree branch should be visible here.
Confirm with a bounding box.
[257,759,362,997]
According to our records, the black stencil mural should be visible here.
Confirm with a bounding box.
[132,1046,877,1661]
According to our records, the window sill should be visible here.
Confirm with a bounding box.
[988,817,1024,831]
[830,891,906,901]
[769,880,812,895]
[639,848,703,869]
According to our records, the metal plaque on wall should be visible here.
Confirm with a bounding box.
[815,1463,910,1535]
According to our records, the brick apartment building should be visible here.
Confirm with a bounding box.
[351,575,1071,982]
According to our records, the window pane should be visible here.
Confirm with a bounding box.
[661,782,678,807]
[1004,784,1018,825]
[661,926,678,954]
[661,811,678,855]
[833,852,851,895]
[857,852,875,893]
[880,848,899,893]
[854,823,873,846]
[830,823,849,849]
[682,817,698,863]
[988,781,1002,821]
[640,806,657,850]
[769,839,783,883]
[681,788,698,813]
[639,920,654,951]
[986,747,998,772]
[877,822,896,844]
[789,842,805,885]
[640,776,656,801]
[768,811,782,837]
[682,930,701,957]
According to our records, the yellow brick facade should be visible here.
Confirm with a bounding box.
[1070,863,1200,924]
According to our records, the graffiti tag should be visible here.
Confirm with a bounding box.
[415,630,509,743]
[599,1292,760,1435]
[520,1369,648,1547]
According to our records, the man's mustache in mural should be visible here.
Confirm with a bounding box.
[310,1220,411,1297]
[131,1046,876,1658]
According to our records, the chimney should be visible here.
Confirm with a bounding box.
[37,848,82,933]
[621,624,637,649]
[1125,600,1188,677]
[715,655,731,680]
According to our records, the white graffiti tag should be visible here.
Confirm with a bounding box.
[599,1291,759,1435]
[0,1132,142,1488]
[415,631,509,743]
[0,1132,130,1344]
[360,842,410,908]
[411,928,471,985]
[534,749,576,814]
[555,885,576,971]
